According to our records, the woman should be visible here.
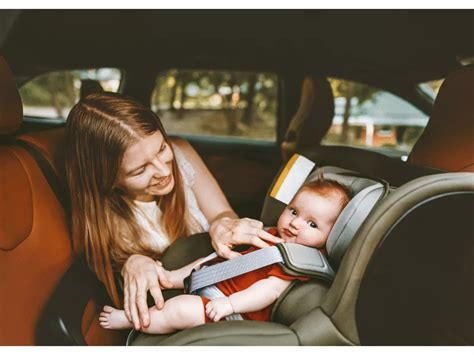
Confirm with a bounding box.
[65,92,279,331]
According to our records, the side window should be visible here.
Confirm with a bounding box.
[19,68,122,121]
[151,69,278,142]
[322,78,429,158]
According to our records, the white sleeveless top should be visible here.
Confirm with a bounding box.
[133,143,209,254]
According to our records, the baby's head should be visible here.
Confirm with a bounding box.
[276,176,351,248]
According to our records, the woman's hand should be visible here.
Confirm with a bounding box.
[121,254,172,330]
[209,217,282,259]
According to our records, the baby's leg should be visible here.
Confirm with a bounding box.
[100,295,205,334]
[143,294,205,334]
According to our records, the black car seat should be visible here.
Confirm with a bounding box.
[408,65,474,172]
[0,56,73,345]
[0,56,125,345]
[281,76,334,162]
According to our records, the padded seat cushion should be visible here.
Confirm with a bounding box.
[0,147,33,250]
[131,320,299,346]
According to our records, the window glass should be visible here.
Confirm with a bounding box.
[19,68,122,121]
[322,78,429,157]
[418,79,444,100]
[151,69,278,141]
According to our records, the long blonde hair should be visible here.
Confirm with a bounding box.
[65,92,192,307]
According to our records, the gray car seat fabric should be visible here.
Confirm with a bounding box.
[130,173,472,345]
[320,172,474,345]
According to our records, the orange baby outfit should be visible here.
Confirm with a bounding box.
[200,228,310,322]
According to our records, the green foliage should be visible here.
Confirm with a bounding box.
[152,69,277,112]
[329,78,379,107]
[20,71,78,107]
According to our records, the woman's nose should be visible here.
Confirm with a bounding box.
[150,157,170,176]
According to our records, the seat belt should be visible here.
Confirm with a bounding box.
[185,243,335,294]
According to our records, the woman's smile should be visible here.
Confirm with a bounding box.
[149,174,172,189]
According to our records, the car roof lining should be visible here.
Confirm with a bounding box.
[2,10,473,87]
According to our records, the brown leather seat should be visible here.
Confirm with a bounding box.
[408,65,474,172]
[281,76,334,161]
[0,57,123,345]
[0,56,73,345]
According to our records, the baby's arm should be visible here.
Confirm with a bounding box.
[205,276,291,321]
[229,276,291,313]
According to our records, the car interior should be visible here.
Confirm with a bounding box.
[0,10,473,346]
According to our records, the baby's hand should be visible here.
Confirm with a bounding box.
[205,297,234,322]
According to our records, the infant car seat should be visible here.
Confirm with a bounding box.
[128,155,387,345]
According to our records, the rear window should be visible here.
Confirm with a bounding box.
[19,68,122,122]
[151,69,278,142]
[322,78,429,158]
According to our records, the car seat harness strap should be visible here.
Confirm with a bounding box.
[185,243,334,294]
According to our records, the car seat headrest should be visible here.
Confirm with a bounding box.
[261,158,387,269]
[408,65,474,172]
[0,56,22,135]
[281,76,334,161]
[317,169,386,267]
[80,79,104,99]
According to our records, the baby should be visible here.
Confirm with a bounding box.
[100,177,351,333]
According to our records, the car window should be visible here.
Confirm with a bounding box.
[418,79,444,100]
[19,68,122,122]
[321,78,429,158]
[151,69,278,142]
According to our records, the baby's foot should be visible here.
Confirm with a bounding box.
[99,305,133,330]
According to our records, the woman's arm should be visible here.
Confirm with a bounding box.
[171,138,282,258]
[205,276,291,322]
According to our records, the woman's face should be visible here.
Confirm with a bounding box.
[116,131,175,201]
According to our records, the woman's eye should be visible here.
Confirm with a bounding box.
[309,221,318,229]
[159,143,167,153]
[133,168,146,176]
[290,208,297,215]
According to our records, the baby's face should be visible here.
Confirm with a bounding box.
[276,189,343,248]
